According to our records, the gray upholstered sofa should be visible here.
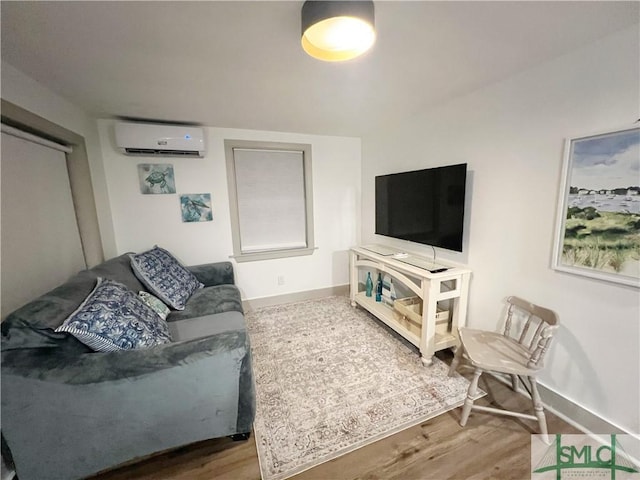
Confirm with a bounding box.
[1,253,255,480]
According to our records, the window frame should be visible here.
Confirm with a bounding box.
[224,139,315,262]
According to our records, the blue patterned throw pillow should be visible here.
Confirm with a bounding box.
[129,246,203,310]
[55,278,172,352]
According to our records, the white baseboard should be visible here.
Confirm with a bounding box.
[242,284,349,312]
[486,371,632,435]
[537,382,634,435]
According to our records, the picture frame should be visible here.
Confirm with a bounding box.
[138,163,176,194]
[180,193,213,222]
[552,124,640,288]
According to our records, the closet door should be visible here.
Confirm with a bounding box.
[1,130,86,319]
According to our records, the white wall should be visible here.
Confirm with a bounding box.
[360,26,640,434]
[1,61,118,258]
[97,120,361,301]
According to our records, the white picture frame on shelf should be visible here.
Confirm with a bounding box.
[552,124,640,288]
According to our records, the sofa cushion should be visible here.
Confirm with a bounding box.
[130,246,203,310]
[167,284,243,323]
[168,311,246,342]
[81,253,146,293]
[138,291,170,320]
[2,254,144,335]
[55,278,172,352]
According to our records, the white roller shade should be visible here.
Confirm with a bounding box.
[233,148,308,253]
[1,130,86,319]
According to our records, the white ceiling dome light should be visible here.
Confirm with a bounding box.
[301,1,376,62]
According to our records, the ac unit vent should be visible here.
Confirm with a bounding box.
[124,148,202,157]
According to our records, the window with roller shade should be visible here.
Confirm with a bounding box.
[224,140,315,262]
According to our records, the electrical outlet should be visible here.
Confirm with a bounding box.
[277,275,285,286]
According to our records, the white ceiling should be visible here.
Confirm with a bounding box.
[2,1,638,137]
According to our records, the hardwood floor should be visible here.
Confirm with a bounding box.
[92,352,581,480]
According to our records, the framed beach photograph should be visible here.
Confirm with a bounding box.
[552,124,640,287]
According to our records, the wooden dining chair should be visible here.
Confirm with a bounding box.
[448,296,559,437]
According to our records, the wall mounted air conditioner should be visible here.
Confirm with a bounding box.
[115,122,206,157]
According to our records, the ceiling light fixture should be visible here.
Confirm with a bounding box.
[301,1,376,62]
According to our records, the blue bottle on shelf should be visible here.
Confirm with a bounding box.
[375,273,383,302]
[365,272,373,297]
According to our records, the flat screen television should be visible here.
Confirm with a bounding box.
[375,163,467,252]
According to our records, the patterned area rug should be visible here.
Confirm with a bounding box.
[246,296,474,480]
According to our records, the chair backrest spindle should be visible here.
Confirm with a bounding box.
[528,325,559,368]
[503,303,515,337]
[518,313,533,345]
[529,320,546,351]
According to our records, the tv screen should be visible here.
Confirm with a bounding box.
[375,163,467,252]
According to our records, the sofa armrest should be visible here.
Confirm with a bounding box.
[1,331,254,480]
[1,330,245,384]
[188,261,235,287]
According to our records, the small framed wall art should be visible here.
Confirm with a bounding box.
[180,193,213,222]
[138,164,176,194]
[552,124,640,287]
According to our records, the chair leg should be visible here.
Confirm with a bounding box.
[529,376,548,441]
[460,368,482,427]
[510,374,519,391]
[448,345,464,376]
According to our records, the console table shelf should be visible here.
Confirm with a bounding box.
[349,246,472,366]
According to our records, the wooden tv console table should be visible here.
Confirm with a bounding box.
[349,245,471,366]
